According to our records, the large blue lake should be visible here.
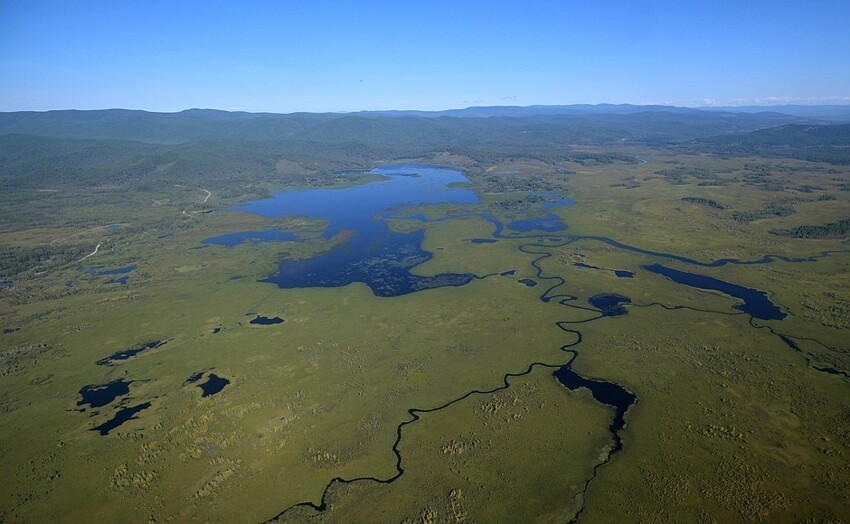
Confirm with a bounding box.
[206,165,481,296]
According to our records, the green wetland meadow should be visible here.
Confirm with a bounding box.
[0,108,849,522]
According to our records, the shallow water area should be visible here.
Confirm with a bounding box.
[97,340,168,366]
[250,315,284,325]
[552,366,635,445]
[202,229,301,248]
[505,194,573,233]
[76,379,132,410]
[91,403,151,436]
[642,263,785,320]
[198,374,230,397]
[508,216,567,233]
[80,265,137,276]
[588,294,632,316]
[213,165,482,296]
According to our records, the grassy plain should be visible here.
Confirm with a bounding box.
[1,142,848,522]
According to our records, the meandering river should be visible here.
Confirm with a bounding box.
[192,164,827,522]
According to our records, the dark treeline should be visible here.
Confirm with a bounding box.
[689,124,850,165]
[681,196,729,209]
[731,202,797,222]
[656,166,726,185]
[0,243,90,278]
[770,219,850,239]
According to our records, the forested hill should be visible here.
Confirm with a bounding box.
[0,109,333,144]
[692,124,850,164]
[0,105,812,145]
[700,123,850,147]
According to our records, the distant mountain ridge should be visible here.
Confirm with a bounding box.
[699,105,850,122]
[355,103,704,118]
[0,108,336,144]
[0,104,828,145]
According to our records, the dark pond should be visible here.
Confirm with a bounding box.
[483,216,570,239]
[519,278,538,287]
[202,229,301,248]
[250,315,284,325]
[105,276,129,285]
[505,195,573,233]
[552,365,635,451]
[507,216,567,233]
[214,165,481,297]
[91,402,151,436]
[198,373,230,397]
[642,264,786,320]
[185,371,204,384]
[91,265,136,276]
[500,270,516,276]
[471,238,498,244]
[574,263,633,278]
[522,192,574,210]
[541,196,575,210]
[574,262,600,270]
[97,340,167,366]
[212,327,222,334]
[588,294,632,316]
[77,378,132,410]
[3,327,19,335]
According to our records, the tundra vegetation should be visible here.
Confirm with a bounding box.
[0,107,848,522]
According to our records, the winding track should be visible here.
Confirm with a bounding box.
[181,189,213,217]
[78,242,101,262]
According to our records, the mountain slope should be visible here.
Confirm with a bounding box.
[691,123,850,164]
[0,105,812,145]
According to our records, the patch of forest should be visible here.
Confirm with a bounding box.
[690,124,850,165]
[681,196,728,209]
[770,218,850,239]
[731,202,796,222]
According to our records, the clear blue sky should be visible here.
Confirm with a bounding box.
[1,0,848,112]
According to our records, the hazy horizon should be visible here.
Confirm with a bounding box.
[3,101,850,116]
[2,1,849,113]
